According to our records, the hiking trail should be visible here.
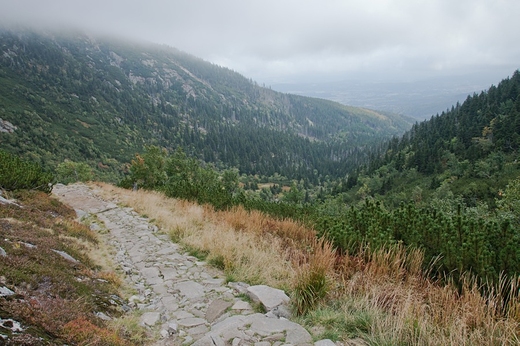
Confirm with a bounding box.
[53,183,334,346]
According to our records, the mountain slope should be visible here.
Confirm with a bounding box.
[0,28,412,181]
[337,70,520,208]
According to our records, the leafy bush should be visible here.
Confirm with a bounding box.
[56,160,93,184]
[0,149,54,193]
[122,146,239,210]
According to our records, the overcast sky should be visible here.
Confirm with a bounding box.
[1,0,519,86]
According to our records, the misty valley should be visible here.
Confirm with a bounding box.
[1,27,520,345]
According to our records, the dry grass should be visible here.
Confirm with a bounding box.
[94,182,303,287]
[333,247,520,345]
[93,182,520,345]
[293,238,336,315]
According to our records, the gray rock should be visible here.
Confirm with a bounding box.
[0,318,23,332]
[178,317,206,327]
[187,323,210,336]
[0,247,6,257]
[140,312,161,326]
[231,300,252,310]
[75,209,88,219]
[228,281,250,295]
[247,285,290,311]
[206,299,233,323]
[210,315,249,341]
[246,313,297,336]
[52,249,79,263]
[286,325,313,345]
[21,242,36,249]
[168,322,179,334]
[0,196,21,207]
[160,328,169,338]
[95,311,112,321]
[315,340,336,346]
[264,333,286,342]
[174,281,205,300]
[176,311,195,319]
[192,334,225,346]
[0,286,15,297]
[141,266,162,285]
[271,304,292,319]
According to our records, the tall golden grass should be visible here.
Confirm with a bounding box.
[94,182,520,344]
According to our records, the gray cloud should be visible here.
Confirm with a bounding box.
[1,0,518,84]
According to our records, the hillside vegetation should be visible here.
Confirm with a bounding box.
[112,72,520,336]
[0,27,411,183]
[0,190,150,345]
[98,183,520,345]
[2,25,520,344]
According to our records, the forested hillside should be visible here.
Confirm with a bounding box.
[117,70,520,283]
[0,28,411,182]
[339,70,520,208]
[305,70,520,283]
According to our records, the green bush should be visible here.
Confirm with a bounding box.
[56,160,93,184]
[0,150,54,193]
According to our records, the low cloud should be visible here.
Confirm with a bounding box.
[1,0,518,84]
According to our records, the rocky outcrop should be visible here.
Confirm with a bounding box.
[0,118,16,133]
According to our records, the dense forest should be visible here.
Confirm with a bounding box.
[0,28,411,183]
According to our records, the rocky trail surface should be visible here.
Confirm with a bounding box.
[53,184,334,346]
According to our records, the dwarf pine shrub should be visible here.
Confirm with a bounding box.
[0,149,54,193]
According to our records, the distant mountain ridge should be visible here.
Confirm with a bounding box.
[273,75,499,120]
[0,27,412,181]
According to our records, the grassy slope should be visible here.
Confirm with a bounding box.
[96,182,520,345]
[0,191,148,345]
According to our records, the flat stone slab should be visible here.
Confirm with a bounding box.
[178,317,207,327]
[176,311,195,319]
[286,325,313,345]
[174,280,205,299]
[247,285,290,311]
[206,299,233,323]
[52,249,79,263]
[140,312,161,326]
[315,340,337,346]
[207,313,312,345]
[246,313,301,336]
[231,300,252,310]
[210,315,248,340]
[141,266,163,285]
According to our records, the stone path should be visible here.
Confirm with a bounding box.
[53,184,331,346]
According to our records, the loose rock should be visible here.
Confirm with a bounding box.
[247,285,290,311]
[0,286,15,297]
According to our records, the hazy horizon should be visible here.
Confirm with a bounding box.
[0,0,518,88]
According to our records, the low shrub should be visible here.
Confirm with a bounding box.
[0,150,54,193]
